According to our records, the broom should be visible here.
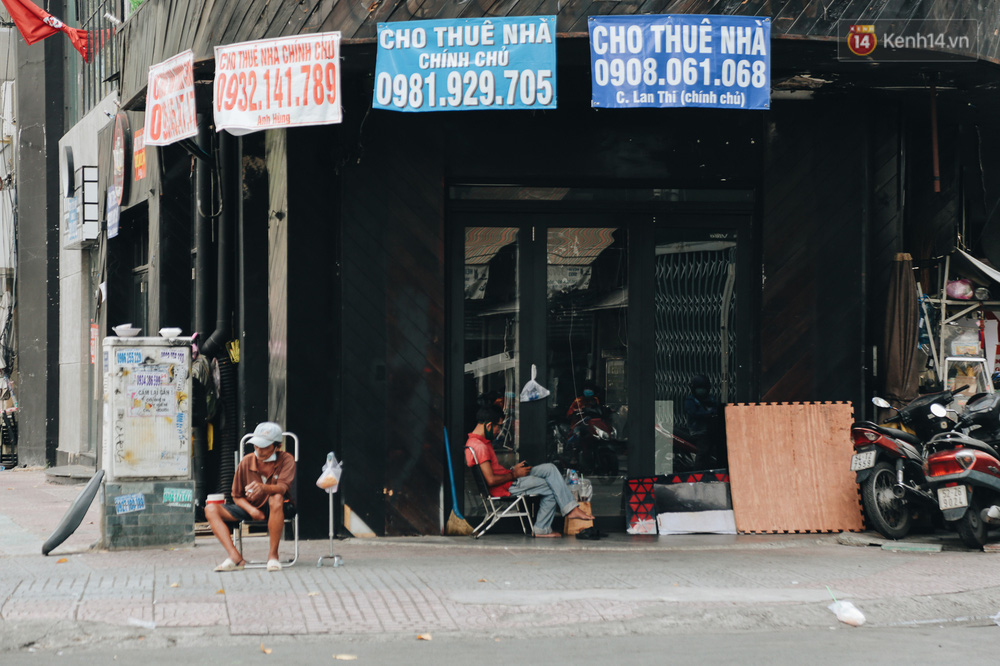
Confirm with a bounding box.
[444,426,474,536]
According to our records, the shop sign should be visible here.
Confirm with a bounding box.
[133,127,147,181]
[213,32,342,134]
[145,50,197,146]
[373,16,557,112]
[107,185,119,238]
[112,112,131,206]
[589,15,770,110]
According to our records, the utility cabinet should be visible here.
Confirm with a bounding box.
[100,336,195,549]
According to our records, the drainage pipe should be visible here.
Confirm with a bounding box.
[201,131,235,359]
[194,114,212,338]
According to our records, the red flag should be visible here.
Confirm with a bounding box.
[0,0,90,62]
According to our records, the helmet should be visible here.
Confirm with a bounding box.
[690,375,710,390]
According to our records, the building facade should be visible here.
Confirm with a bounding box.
[13,1,1000,537]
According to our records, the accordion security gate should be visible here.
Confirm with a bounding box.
[654,240,738,441]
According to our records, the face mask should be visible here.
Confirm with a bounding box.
[484,423,496,441]
[263,452,277,462]
[583,389,595,398]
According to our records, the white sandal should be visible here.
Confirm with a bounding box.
[266,559,282,572]
[214,557,245,572]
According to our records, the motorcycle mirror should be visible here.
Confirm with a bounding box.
[871,397,891,409]
[930,403,947,418]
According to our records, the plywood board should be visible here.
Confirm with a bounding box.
[725,402,864,533]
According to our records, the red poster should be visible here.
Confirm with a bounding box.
[133,127,146,181]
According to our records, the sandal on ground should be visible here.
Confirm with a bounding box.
[575,527,602,541]
[266,559,282,572]
[214,557,245,572]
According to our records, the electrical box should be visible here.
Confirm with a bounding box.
[102,336,193,481]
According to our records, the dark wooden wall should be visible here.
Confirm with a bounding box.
[338,76,447,536]
[867,99,905,388]
[759,99,869,403]
[284,127,342,539]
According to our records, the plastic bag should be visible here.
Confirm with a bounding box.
[519,364,551,402]
[946,279,974,300]
[316,452,343,494]
[828,600,865,627]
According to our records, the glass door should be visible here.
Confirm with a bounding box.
[461,226,521,463]
[449,192,754,528]
[454,215,631,519]
[544,226,628,517]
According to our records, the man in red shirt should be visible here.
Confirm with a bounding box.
[466,403,593,537]
[205,421,296,571]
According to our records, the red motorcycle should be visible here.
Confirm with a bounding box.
[923,391,1000,548]
[850,388,964,539]
[549,404,622,476]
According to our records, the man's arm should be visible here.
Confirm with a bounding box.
[479,461,529,487]
[232,495,265,520]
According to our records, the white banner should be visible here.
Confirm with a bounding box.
[145,49,197,146]
[214,32,343,135]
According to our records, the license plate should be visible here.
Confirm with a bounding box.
[851,451,876,471]
[937,486,969,510]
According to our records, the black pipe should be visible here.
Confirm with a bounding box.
[202,131,235,359]
[192,115,213,503]
[194,115,212,338]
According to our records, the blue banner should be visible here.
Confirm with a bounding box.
[374,17,557,112]
[589,15,770,110]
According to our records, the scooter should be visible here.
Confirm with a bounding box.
[923,391,1000,548]
[850,387,965,539]
[549,405,622,476]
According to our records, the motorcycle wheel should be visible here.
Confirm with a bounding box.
[957,497,988,549]
[860,461,912,540]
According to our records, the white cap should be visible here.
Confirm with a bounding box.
[248,421,283,448]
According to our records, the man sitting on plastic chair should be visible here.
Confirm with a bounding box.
[205,422,296,572]
[466,402,593,537]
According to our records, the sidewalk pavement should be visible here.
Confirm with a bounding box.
[3,467,1000,653]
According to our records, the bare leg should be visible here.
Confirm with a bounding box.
[534,531,562,538]
[205,504,243,564]
[566,505,594,521]
[267,494,284,561]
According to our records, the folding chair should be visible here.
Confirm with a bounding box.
[231,431,299,568]
[466,446,534,539]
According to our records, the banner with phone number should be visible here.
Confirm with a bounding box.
[374,16,556,112]
[213,32,342,135]
[589,15,770,110]
[145,50,197,146]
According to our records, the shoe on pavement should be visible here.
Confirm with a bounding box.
[214,558,244,572]
[266,559,282,572]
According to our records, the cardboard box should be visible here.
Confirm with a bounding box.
[564,501,594,535]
